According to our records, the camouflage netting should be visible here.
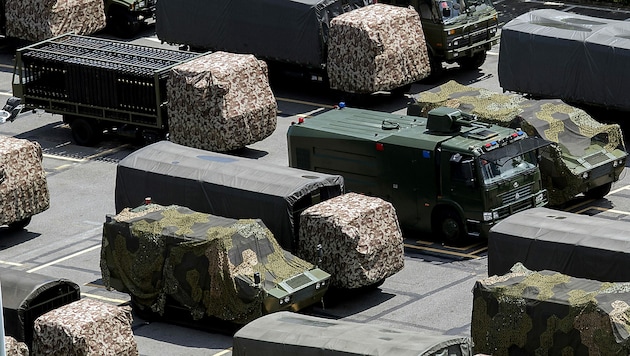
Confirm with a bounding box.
[472,263,630,355]
[5,336,28,356]
[101,204,315,324]
[32,298,137,356]
[326,4,430,94]
[298,193,404,289]
[167,51,278,152]
[0,136,50,226]
[414,81,626,205]
[5,0,106,42]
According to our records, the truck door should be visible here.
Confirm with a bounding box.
[442,152,483,216]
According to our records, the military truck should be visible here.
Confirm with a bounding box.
[379,0,500,75]
[288,106,550,243]
[407,81,627,205]
[104,0,156,38]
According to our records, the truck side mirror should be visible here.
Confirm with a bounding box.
[462,159,475,187]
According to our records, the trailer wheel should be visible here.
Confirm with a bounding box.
[584,182,612,200]
[457,51,487,70]
[7,217,31,231]
[70,118,102,147]
[433,208,465,245]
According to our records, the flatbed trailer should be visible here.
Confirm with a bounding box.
[7,33,205,145]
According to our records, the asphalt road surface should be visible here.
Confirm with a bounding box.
[1,1,630,355]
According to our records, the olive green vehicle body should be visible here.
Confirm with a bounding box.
[103,0,156,37]
[287,107,549,242]
[380,0,499,69]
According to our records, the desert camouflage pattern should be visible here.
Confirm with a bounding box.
[5,0,106,42]
[298,193,404,289]
[32,298,137,356]
[326,4,430,94]
[0,136,49,226]
[167,52,277,152]
[101,204,320,324]
[412,81,626,205]
[5,336,28,356]
[472,263,630,355]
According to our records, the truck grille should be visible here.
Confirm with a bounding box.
[286,274,312,290]
[469,29,488,45]
[584,151,609,166]
[500,183,533,205]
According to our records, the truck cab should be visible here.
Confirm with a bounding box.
[288,106,549,244]
[379,0,499,74]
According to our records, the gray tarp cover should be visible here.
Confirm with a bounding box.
[498,9,630,111]
[156,0,370,69]
[488,207,630,281]
[115,141,344,252]
[232,311,472,356]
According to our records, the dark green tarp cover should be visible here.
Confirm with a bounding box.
[233,311,472,356]
[499,9,630,111]
[115,141,344,252]
[488,207,630,282]
[156,0,370,69]
[101,204,318,324]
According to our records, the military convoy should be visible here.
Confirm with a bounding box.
[288,105,550,243]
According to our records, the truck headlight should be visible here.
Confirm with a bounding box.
[535,192,545,204]
[582,172,589,179]
[483,212,499,221]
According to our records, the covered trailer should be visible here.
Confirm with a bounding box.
[498,9,630,111]
[115,141,344,252]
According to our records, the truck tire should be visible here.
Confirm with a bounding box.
[457,51,487,70]
[7,217,31,231]
[108,6,141,38]
[584,182,612,200]
[70,118,102,147]
[433,208,465,245]
[421,52,443,83]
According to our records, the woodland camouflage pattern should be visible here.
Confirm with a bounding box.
[101,204,317,324]
[472,263,630,355]
[326,4,430,94]
[32,298,137,356]
[0,136,49,226]
[167,52,277,152]
[5,336,28,356]
[5,0,106,42]
[298,193,404,289]
[413,81,626,205]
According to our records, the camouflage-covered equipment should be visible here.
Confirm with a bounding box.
[5,0,106,42]
[298,193,404,289]
[0,136,49,229]
[472,263,630,355]
[101,204,331,325]
[5,336,28,356]
[326,4,430,94]
[32,298,138,356]
[167,51,277,152]
[409,81,627,205]
[233,311,473,356]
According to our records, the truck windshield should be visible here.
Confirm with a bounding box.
[479,151,537,184]
[436,0,494,22]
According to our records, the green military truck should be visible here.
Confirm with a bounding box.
[288,106,550,244]
[104,0,155,37]
[379,0,499,75]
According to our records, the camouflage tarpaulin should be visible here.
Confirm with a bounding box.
[298,193,404,288]
[5,336,28,356]
[101,204,318,324]
[5,0,106,42]
[167,51,277,152]
[413,81,626,205]
[32,298,137,356]
[472,263,630,355]
[0,136,50,226]
[327,4,430,93]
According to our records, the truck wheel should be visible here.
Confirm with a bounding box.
[421,52,443,83]
[7,217,31,231]
[457,51,487,70]
[434,208,465,245]
[109,6,141,38]
[70,118,102,147]
[391,84,412,97]
[584,182,612,200]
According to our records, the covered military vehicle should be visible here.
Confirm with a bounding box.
[499,9,630,112]
[408,81,627,205]
[473,263,630,355]
[156,1,430,94]
[0,136,49,230]
[101,203,331,325]
[115,141,344,252]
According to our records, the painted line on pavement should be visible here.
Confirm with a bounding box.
[575,206,630,216]
[82,292,128,305]
[404,243,481,259]
[0,260,23,266]
[276,97,335,109]
[27,244,101,273]
[212,349,232,356]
